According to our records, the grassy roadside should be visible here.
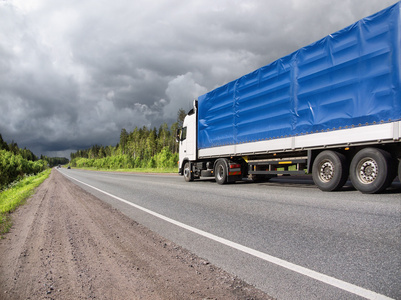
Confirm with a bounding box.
[0,169,51,237]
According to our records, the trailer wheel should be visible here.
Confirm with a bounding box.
[349,148,393,194]
[183,162,194,182]
[312,150,348,191]
[215,159,228,185]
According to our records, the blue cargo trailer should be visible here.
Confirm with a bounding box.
[177,2,401,194]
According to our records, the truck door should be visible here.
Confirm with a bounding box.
[181,121,195,157]
[179,112,197,163]
[179,126,188,162]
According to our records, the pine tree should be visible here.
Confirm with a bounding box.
[177,108,186,128]
[120,128,128,154]
[0,134,9,151]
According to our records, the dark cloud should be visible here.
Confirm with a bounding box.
[0,0,397,157]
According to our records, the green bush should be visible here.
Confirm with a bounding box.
[0,150,47,190]
[147,157,156,168]
[70,148,178,172]
[153,147,178,169]
[134,157,143,168]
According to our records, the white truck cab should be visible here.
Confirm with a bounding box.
[177,101,197,179]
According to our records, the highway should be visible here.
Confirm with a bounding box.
[58,168,401,300]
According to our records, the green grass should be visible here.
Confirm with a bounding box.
[0,169,51,237]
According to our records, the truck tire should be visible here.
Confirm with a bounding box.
[183,162,194,182]
[215,159,228,185]
[312,150,348,191]
[349,148,393,194]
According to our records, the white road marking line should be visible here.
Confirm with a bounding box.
[60,170,394,300]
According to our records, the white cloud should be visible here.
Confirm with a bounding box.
[165,73,208,118]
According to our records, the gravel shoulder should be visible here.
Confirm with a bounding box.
[0,170,273,300]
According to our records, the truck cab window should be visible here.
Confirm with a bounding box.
[181,127,187,141]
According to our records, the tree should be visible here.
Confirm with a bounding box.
[177,108,186,128]
[145,128,157,159]
[98,146,106,158]
[158,123,169,150]
[9,140,19,155]
[0,134,9,151]
[21,148,37,161]
[170,122,179,153]
[120,128,128,154]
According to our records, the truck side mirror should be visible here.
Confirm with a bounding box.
[176,129,181,142]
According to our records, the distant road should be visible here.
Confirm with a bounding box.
[59,168,401,300]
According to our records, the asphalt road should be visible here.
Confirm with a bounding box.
[58,168,401,300]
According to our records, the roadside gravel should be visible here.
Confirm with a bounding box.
[0,170,273,300]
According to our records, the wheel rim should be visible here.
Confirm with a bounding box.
[216,164,224,181]
[184,165,190,179]
[318,160,334,182]
[356,157,378,184]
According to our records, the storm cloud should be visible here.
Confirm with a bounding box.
[0,0,397,157]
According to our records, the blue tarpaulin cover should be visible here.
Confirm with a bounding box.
[198,2,401,149]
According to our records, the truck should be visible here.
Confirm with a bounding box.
[177,2,401,194]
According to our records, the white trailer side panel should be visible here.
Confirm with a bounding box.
[198,121,401,158]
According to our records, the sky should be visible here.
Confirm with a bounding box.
[0,0,398,158]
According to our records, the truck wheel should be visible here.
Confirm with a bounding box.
[183,162,194,182]
[349,148,393,194]
[312,150,348,191]
[215,159,228,185]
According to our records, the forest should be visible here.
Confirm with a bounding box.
[70,109,186,171]
[0,134,50,190]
